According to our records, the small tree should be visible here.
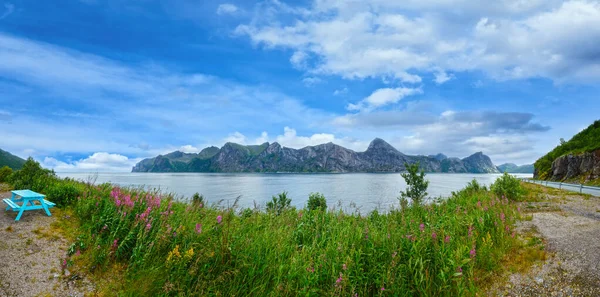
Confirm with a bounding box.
[192,192,205,207]
[399,162,429,207]
[490,172,524,201]
[307,192,327,211]
[266,191,291,215]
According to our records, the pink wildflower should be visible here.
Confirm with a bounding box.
[419,223,425,232]
[146,223,151,231]
[195,223,202,234]
[217,215,222,224]
[470,248,476,258]
[432,232,437,240]
[444,235,450,243]
[112,239,118,249]
[381,287,385,291]
[500,212,506,222]
[477,201,481,208]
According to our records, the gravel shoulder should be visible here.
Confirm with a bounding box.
[0,191,95,297]
[487,186,600,296]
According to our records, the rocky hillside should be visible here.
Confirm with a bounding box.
[132,138,500,173]
[534,120,600,182]
[0,148,26,169]
[497,163,534,173]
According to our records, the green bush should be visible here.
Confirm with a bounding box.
[266,191,291,215]
[191,192,205,207]
[44,178,83,206]
[490,173,524,201]
[8,157,55,191]
[307,192,327,211]
[399,162,429,206]
[0,166,12,182]
[453,179,487,197]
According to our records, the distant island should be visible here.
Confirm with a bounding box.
[132,138,519,173]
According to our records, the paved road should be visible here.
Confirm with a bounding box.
[522,179,600,197]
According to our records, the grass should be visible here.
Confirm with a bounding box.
[44,180,523,297]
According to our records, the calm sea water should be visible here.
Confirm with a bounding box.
[56,172,532,212]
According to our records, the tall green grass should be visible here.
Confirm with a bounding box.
[63,181,519,296]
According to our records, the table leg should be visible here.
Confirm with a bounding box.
[15,203,26,221]
[7,193,15,211]
[41,198,52,217]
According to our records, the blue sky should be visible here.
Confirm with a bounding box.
[0,0,599,171]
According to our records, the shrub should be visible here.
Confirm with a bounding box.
[266,191,291,215]
[191,192,205,207]
[0,166,12,182]
[399,162,429,206]
[45,178,83,206]
[8,157,55,191]
[307,192,327,211]
[490,173,524,201]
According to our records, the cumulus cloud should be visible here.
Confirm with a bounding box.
[347,87,422,112]
[43,152,137,172]
[236,0,600,83]
[333,87,348,96]
[0,3,14,20]
[216,3,238,15]
[302,76,322,86]
[179,145,200,153]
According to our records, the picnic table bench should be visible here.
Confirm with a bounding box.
[2,190,55,221]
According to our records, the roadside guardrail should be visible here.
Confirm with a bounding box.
[520,178,600,197]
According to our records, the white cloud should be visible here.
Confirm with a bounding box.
[290,51,308,69]
[224,131,247,144]
[0,3,14,20]
[236,0,600,83]
[217,3,238,15]
[179,145,200,153]
[347,87,422,112]
[43,153,138,172]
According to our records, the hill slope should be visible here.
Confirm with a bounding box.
[534,120,600,181]
[132,139,500,173]
[0,148,26,169]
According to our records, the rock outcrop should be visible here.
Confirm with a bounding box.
[133,139,500,173]
[546,150,600,181]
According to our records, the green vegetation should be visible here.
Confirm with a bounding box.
[8,158,84,206]
[0,148,26,170]
[490,173,524,201]
[399,162,429,206]
[307,192,327,211]
[0,166,12,182]
[534,120,600,179]
[6,159,526,296]
[266,191,292,215]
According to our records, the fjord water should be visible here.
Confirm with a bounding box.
[56,172,532,212]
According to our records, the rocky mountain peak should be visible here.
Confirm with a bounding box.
[367,138,397,152]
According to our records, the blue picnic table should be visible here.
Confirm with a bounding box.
[2,190,56,221]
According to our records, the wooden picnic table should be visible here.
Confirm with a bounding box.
[2,190,55,221]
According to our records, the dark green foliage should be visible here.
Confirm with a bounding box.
[0,166,12,182]
[266,191,291,215]
[534,120,600,179]
[8,157,54,190]
[7,158,82,206]
[490,173,524,201]
[191,192,205,206]
[307,192,327,211]
[399,162,429,206]
[0,148,26,170]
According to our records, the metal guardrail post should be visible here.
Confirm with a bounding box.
[580,184,583,193]
[559,182,562,189]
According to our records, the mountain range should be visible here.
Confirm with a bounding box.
[132,138,503,173]
[496,163,534,174]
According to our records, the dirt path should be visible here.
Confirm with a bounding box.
[0,191,94,297]
[488,186,600,296]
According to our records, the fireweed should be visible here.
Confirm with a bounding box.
[66,182,520,296]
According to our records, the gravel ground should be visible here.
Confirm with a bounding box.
[487,190,600,296]
[0,191,95,297]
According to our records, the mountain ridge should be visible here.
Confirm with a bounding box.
[132,139,501,173]
[0,148,26,170]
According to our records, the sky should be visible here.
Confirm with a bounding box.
[0,0,599,172]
